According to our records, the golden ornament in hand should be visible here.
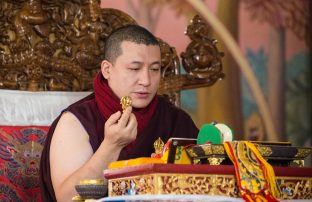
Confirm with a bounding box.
[120,96,132,112]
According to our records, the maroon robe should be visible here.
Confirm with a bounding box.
[39,93,198,201]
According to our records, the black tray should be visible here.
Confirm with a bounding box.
[185,142,312,167]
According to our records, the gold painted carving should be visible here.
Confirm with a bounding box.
[208,157,225,165]
[186,148,198,158]
[0,1,224,106]
[108,173,238,197]
[181,15,225,80]
[0,0,137,91]
[292,160,304,167]
[295,148,312,158]
[108,175,155,196]
[212,145,226,154]
[108,173,312,199]
[278,177,312,199]
[256,146,273,156]
[200,144,226,156]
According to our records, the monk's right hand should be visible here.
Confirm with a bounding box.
[103,106,138,149]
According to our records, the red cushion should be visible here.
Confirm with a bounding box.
[0,126,49,202]
[0,176,28,201]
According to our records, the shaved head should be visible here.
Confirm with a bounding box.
[104,25,159,64]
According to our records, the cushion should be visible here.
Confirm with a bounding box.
[0,126,49,202]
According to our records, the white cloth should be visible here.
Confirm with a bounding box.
[0,89,91,126]
[97,195,245,202]
[96,195,311,202]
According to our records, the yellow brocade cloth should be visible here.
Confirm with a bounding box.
[108,157,164,169]
[224,141,281,202]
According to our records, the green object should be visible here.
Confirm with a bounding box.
[197,124,222,144]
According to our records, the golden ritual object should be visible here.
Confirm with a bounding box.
[153,137,165,154]
[120,96,132,111]
[79,179,105,186]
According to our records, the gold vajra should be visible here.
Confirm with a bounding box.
[154,137,164,154]
[120,96,132,112]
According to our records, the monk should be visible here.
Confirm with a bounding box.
[39,25,198,201]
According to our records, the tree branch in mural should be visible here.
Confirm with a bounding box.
[241,0,310,141]
[242,0,310,47]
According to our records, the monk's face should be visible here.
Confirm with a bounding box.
[102,41,161,108]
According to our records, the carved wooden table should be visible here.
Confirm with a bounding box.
[104,164,312,200]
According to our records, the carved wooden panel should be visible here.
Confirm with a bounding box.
[108,173,312,199]
[0,0,224,105]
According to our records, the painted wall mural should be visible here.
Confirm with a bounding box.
[240,0,310,146]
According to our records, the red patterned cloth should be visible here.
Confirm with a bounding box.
[0,126,49,202]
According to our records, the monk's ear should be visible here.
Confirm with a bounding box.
[101,60,111,79]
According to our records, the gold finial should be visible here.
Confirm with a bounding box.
[153,137,164,154]
[120,96,132,112]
